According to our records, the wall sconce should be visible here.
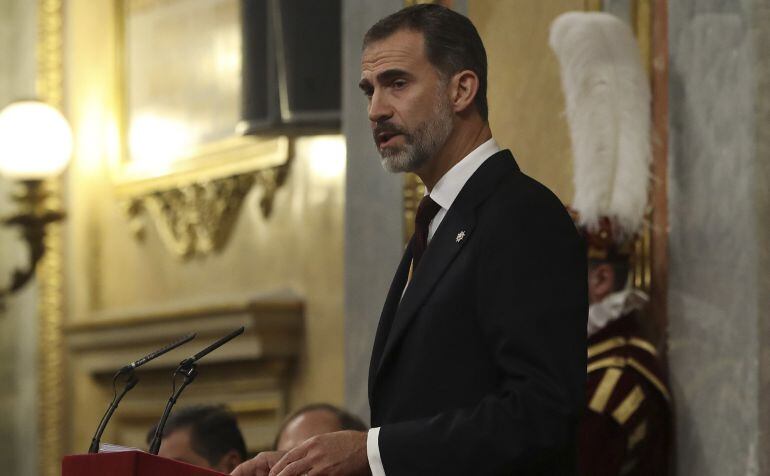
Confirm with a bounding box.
[0,100,72,300]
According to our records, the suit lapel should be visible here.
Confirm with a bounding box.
[374,207,475,379]
[368,238,414,400]
[373,150,521,383]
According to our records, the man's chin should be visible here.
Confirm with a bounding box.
[380,157,410,173]
[379,150,422,173]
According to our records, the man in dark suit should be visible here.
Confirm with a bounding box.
[233,5,587,475]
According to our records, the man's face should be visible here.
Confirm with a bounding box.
[157,427,213,468]
[588,262,616,305]
[360,29,454,173]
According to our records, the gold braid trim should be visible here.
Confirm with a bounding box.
[612,385,645,425]
[587,355,626,374]
[627,357,671,402]
[628,420,648,450]
[587,356,671,402]
[588,367,623,414]
[587,335,658,359]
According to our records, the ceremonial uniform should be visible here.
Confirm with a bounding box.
[550,10,673,476]
[579,312,671,476]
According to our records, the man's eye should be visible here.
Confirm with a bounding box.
[392,80,407,89]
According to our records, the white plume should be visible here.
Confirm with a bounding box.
[549,12,651,236]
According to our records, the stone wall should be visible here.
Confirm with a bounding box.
[667,0,770,474]
[343,0,405,422]
[0,1,39,474]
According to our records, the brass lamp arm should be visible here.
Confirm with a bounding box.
[0,181,65,299]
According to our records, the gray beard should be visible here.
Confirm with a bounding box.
[379,100,454,173]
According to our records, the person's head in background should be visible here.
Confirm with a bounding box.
[146,404,247,473]
[273,403,368,451]
[588,258,630,304]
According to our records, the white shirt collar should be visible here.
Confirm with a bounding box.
[428,138,501,210]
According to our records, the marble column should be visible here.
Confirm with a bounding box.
[343,0,406,422]
[0,1,40,474]
[667,0,770,474]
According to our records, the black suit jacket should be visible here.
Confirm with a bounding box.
[368,150,588,475]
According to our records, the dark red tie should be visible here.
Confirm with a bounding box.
[412,195,441,271]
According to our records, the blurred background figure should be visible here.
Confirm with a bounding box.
[274,403,368,451]
[551,12,672,476]
[146,404,247,473]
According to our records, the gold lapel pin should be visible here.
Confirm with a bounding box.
[456,230,466,242]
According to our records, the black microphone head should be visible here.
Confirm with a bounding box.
[122,333,196,374]
[189,327,245,363]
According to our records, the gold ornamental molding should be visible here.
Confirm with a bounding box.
[123,138,292,259]
[37,0,65,475]
[110,0,294,259]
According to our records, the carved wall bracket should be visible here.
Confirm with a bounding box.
[125,161,290,259]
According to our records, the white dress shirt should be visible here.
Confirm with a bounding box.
[367,138,501,476]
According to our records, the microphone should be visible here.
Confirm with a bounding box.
[87,333,196,454]
[148,327,245,455]
[117,332,197,374]
[177,326,245,369]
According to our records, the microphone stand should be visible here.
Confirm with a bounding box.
[147,362,198,455]
[147,326,244,455]
[88,370,139,454]
[86,332,196,454]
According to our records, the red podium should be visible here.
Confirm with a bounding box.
[62,451,227,476]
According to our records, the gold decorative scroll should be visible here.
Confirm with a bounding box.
[125,157,290,258]
[112,0,293,258]
[37,0,65,474]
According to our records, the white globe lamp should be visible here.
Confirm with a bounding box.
[0,100,73,180]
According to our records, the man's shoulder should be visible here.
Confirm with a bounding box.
[498,169,563,208]
[480,158,575,233]
[468,150,561,208]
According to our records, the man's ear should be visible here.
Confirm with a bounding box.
[449,69,479,115]
[588,263,616,303]
[216,449,245,474]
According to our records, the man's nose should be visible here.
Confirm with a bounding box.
[368,90,393,123]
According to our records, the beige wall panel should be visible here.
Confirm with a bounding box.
[0,0,40,473]
[469,0,587,202]
[64,0,344,454]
